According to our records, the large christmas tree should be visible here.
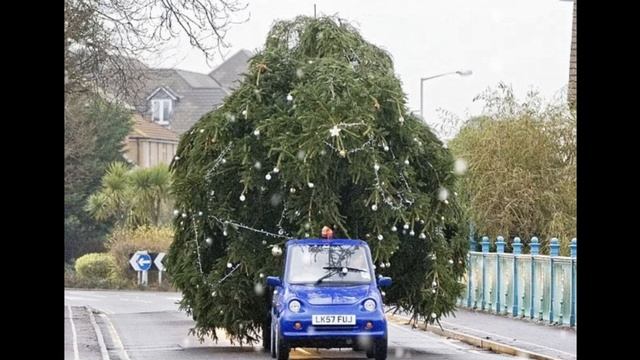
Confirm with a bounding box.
[167,16,468,345]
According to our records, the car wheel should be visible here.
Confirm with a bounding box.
[270,318,276,358]
[262,315,271,352]
[373,337,388,360]
[275,323,289,360]
[366,347,375,358]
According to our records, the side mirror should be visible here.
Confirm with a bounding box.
[266,276,282,287]
[377,276,392,288]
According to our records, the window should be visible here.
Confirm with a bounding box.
[286,244,372,285]
[151,99,172,124]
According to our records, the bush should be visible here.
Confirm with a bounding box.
[449,84,576,253]
[106,225,174,278]
[75,253,119,283]
[65,262,78,287]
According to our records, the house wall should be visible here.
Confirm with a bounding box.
[123,139,138,165]
[125,138,177,168]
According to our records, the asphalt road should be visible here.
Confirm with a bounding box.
[65,289,514,360]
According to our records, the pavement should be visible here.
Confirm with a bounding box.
[388,308,576,360]
[65,304,109,360]
[64,289,575,360]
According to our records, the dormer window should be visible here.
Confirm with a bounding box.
[146,86,179,125]
[151,99,172,125]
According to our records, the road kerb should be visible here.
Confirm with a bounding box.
[86,306,110,360]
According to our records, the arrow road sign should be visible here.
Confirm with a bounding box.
[137,254,152,271]
[129,251,152,271]
[154,252,166,272]
[129,251,146,271]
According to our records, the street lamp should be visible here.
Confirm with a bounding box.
[420,70,472,119]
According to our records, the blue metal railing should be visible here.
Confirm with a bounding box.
[458,236,577,327]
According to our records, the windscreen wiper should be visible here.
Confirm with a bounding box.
[315,266,367,284]
[322,266,367,272]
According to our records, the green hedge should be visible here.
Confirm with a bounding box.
[75,253,118,282]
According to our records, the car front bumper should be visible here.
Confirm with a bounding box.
[279,312,387,348]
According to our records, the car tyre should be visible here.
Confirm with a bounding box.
[262,315,271,352]
[270,317,276,358]
[275,324,290,360]
[366,347,375,358]
[373,337,388,360]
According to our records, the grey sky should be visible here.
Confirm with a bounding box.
[147,0,573,138]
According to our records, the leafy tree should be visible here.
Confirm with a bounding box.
[86,162,174,228]
[65,95,132,261]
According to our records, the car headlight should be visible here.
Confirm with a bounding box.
[288,300,301,313]
[364,299,376,312]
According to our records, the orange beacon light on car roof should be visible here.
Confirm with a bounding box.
[321,226,334,239]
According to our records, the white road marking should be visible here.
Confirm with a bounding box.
[99,313,132,360]
[66,292,107,298]
[67,305,80,360]
[65,295,100,302]
[87,307,110,360]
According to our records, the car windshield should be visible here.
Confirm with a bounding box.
[286,244,373,285]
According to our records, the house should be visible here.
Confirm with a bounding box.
[124,114,179,168]
[134,49,252,135]
[209,49,253,92]
[120,49,252,168]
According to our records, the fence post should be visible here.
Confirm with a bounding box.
[529,237,539,318]
[481,236,490,311]
[570,238,577,326]
[469,223,477,251]
[512,237,522,316]
[530,237,540,255]
[495,236,505,314]
[496,236,505,253]
[481,236,490,253]
[549,238,559,324]
[550,238,560,257]
[467,225,476,308]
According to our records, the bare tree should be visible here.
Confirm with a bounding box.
[64,0,249,101]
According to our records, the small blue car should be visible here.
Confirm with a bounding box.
[267,238,392,360]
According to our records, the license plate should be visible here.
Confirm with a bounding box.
[312,314,356,325]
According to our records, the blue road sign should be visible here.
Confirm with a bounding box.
[136,253,152,271]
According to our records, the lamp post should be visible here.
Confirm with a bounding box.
[420,70,472,119]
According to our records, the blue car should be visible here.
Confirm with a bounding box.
[266,238,392,360]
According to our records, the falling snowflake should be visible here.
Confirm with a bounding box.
[438,187,450,201]
[454,158,468,175]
